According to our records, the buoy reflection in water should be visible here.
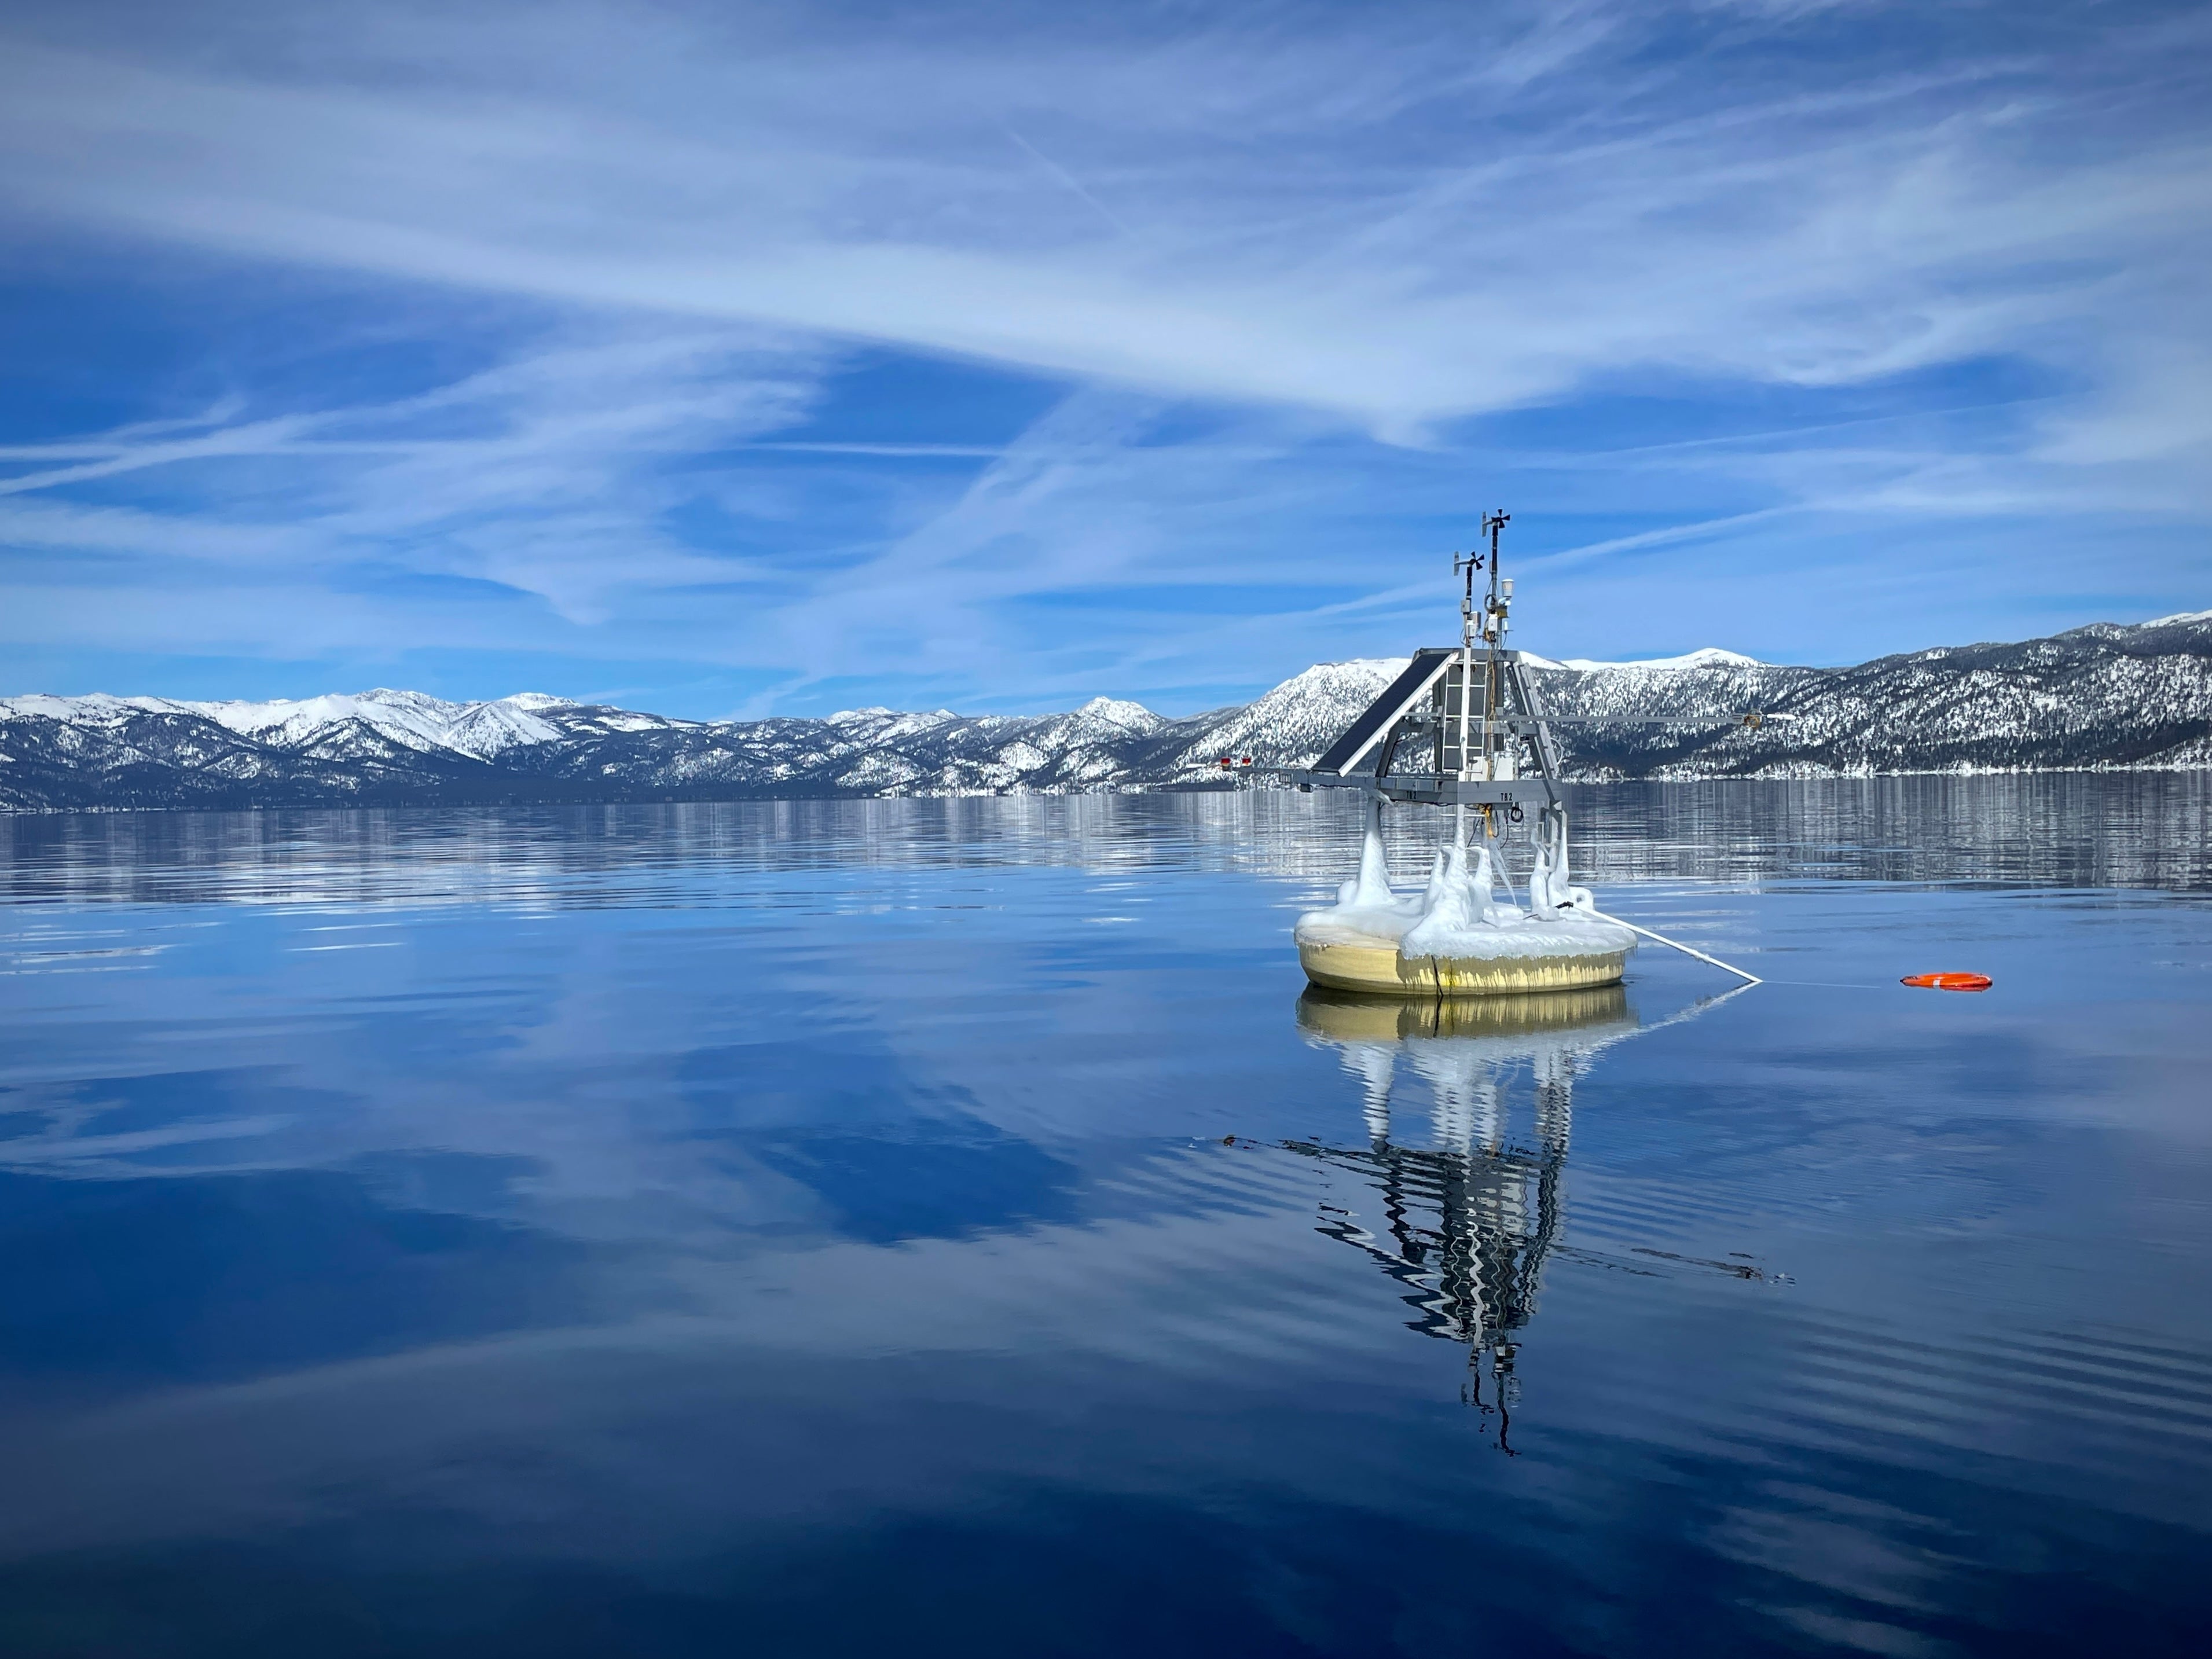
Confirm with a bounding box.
[1288,986,1638,1450]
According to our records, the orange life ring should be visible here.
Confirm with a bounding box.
[1901,972,1993,992]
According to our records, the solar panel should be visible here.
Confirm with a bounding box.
[1309,648,1459,776]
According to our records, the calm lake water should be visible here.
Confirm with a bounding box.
[2,777,2209,1657]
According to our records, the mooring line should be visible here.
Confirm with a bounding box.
[1585,911,1764,985]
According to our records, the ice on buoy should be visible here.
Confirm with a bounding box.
[1402,843,1505,956]
[1297,830,1636,996]
[1337,817,1404,912]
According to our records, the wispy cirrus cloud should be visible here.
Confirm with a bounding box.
[2,2,2203,434]
[1,326,823,625]
[0,0,2206,710]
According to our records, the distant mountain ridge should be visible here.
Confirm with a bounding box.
[3,613,2208,811]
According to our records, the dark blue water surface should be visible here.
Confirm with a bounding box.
[2,779,2209,1657]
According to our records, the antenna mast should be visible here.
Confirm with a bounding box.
[1452,512,1512,790]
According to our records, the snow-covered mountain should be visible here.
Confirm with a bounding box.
[3,614,2207,811]
[1529,612,2212,777]
[0,688,691,758]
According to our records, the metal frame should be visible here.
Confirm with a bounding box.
[1298,512,1569,858]
[1294,513,1780,871]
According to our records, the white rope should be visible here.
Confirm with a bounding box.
[1584,910,1763,986]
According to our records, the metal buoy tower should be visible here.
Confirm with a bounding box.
[1301,511,1571,876]
[1297,514,1771,984]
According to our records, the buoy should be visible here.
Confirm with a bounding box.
[1901,972,1993,992]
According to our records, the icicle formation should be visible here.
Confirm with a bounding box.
[1352,816,1395,905]
[1527,812,1594,914]
[1404,845,1496,956]
[1334,798,1400,909]
[1469,844,1509,922]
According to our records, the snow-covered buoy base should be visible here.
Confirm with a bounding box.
[1295,817,1637,998]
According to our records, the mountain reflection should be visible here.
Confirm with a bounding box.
[4,770,2208,906]
[1288,986,1642,1451]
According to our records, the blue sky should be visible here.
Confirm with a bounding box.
[1,0,2207,718]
